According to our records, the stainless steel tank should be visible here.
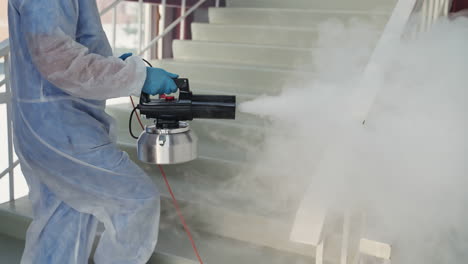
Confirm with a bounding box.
[137,122,198,165]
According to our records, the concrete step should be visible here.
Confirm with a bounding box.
[96,143,319,259]
[0,234,24,264]
[119,141,299,218]
[0,196,315,264]
[226,0,396,12]
[209,8,390,28]
[191,23,320,49]
[150,59,307,93]
[102,103,312,256]
[173,40,313,68]
[0,197,201,264]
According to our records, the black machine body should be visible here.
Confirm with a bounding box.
[138,78,236,129]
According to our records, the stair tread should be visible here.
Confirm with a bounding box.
[175,39,313,51]
[209,7,391,16]
[213,7,391,15]
[193,22,320,32]
[225,0,396,11]
[209,7,391,29]
[152,58,302,73]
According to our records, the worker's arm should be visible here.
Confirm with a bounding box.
[17,0,146,100]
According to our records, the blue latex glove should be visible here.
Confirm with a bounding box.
[143,67,179,95]
[119,53,133,60]
[118,53,178,95]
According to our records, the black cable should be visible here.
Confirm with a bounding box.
[142,58,153,67]
[128,58,152,140]
[129,106,139,139]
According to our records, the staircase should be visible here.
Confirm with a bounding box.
[106,0,396,262]
[0,0,396,263]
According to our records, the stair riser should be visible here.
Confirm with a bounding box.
[191,23,381,50]
[172,80,284,99]
[209,8,389,28]
[0,209,199,264]
[226,0,396,11]
[192,23,320,48]
[151,60,305,95]
[173,40,313,68]
[0,211,29,241]
[0,205,314,264]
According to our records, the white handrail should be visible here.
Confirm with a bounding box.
[353,0,451,122]
[352,0,419,121]
[0,161,20,180]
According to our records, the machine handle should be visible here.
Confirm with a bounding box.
[139,78,190,105]
[140,92,151,104]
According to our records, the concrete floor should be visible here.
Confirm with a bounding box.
[0,234,24,264]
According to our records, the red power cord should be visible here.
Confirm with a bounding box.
[130,97,204,264]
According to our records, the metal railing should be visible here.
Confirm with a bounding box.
[100,0,215,58]
[420,0,451,31]
[300,1,454,263]
[0,39,19,203]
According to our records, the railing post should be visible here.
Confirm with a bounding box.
[138,0,144,54]
[420,0,451,33]
[436,0,442,17]
[421,0,428,33]
[444,0,450,15]
[112,5,118,53]
[144,4,154,59]
[158,0,167,59]
[99,0,125,16]
[340,211,351,264]
[5,53,15,202]
[180,0,187,40]
[215,0,220,8]
[430,0,436,27]
[139,0,208,56]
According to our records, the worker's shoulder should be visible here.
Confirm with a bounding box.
[9,0,28,11]
[11,0,71,12]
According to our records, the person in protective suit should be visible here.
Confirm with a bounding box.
[7,0,177,263]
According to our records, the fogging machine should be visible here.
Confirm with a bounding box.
[130,78,236,164]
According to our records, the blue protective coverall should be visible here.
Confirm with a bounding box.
[7,0,160,263]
